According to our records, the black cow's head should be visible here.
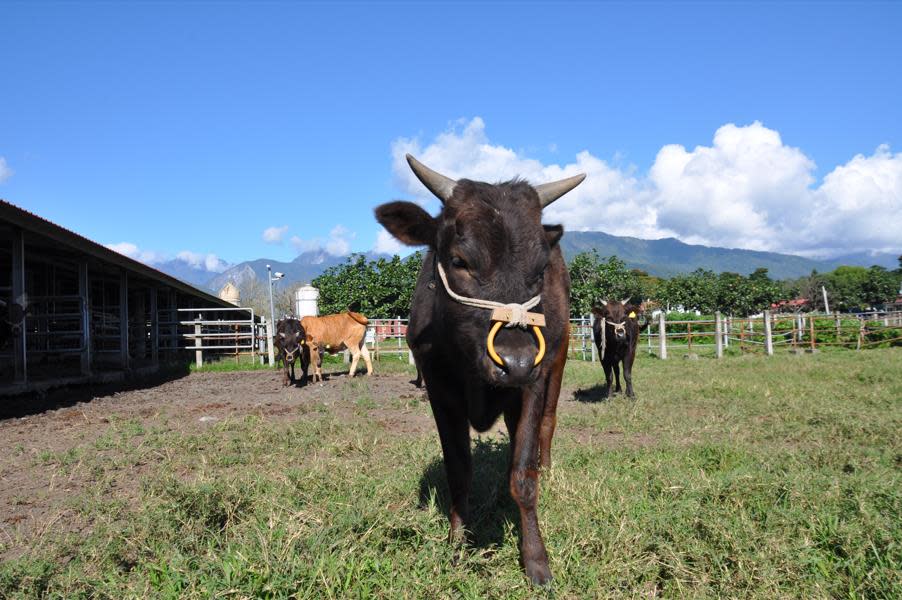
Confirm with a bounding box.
[376,155,584,387]
[275,318,305,363]
[0,295,29,348]
[592,300,642,342]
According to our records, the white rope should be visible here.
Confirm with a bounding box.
[598,318,625,360]
[436,262,540,329]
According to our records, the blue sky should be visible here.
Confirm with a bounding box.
[2,1,900,273]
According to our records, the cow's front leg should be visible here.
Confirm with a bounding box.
[281,363,290,387]
[613,361,622,393]
[623,352,636,398]
[431,399,471,543]
[511,385,552,585]
[539,335,568,469]
[602,362,614,398]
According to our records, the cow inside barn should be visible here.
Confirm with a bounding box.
[0,296,29,350]
[273,317,307,387]
[591,300,648,398]
[301,311,372,379]
[375,154,585,585]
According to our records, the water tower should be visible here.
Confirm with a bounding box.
[295,285,319,318]
[218,281,240,306]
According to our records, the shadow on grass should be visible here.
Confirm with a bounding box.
[418,437,519,549]
[572,383,614,403]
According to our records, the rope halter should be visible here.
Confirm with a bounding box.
[436,262,546,367]
[597,318,626,360]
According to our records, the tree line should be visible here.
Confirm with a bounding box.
[237,251,901,320]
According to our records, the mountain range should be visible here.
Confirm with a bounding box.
[152,232,899,292]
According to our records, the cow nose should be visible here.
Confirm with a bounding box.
[491,328,537,380]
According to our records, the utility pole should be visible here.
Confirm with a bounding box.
[822,285,830,314]
[266,265,284,367]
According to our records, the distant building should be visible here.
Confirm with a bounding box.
[771,298,812,313]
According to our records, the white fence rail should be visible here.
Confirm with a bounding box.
[365,311,902,363]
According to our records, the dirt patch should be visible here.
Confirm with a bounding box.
[0,369,640,559]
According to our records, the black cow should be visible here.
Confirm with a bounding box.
[273,317,307,387]
[375,154,584,585]
[0,297,28,350]
[591,300,647,398]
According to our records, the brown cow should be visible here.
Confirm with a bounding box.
[375,154,584,585]
[301,311,373,379]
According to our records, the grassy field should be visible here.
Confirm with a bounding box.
[2,349,900,598]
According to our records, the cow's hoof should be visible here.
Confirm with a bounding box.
[525,561,553,586]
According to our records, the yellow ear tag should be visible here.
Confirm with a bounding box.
[628,311,636,319]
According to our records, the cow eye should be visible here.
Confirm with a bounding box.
[451,256,468,269]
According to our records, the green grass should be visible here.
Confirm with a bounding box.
[2,350,900,598]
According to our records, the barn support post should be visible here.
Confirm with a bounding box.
[134,287,146,361]
[150,287,159,366]
[11,227,26,384]
[194,315,203,368]
[764,310,774,356]
[658,312,667,359]
[715,311,723,358]
[118,270,130,371]
[78,261,92,376]
[170,290,179,360]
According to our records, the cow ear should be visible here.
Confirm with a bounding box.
[591,305,605,318]
[375,201,437,247]
[543,224,564,247]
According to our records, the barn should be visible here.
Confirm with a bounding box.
[1,199,259,395]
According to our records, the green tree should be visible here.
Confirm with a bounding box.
[568,251,642,317]
[655,269,718,313]
[312,252,423,318]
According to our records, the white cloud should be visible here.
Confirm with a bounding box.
[176,250,229,273]
[291,224,356,257]
[0,157,13,183]
[262,225,289,244]
[106,242,165,265]
[374,227,404,255]
[106,243,229,272]
[390,118,902,258]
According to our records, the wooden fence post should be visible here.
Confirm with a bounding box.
[723,316,730,348]
[739,319,745,352]
[715,311,723,358]
[809,315,816,351]
[834,311,841,341]
[194,315,203,368]
[658,312,667,359]
[857,317,864,350]
[687,321,693,352]
[764,310,773,356]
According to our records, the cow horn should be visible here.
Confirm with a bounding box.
[599,299,608,306]
[535,173,586,208]
[406,154,456,203]
[621,298,630,305]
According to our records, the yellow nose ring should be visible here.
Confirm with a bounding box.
[486,321,546,368]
